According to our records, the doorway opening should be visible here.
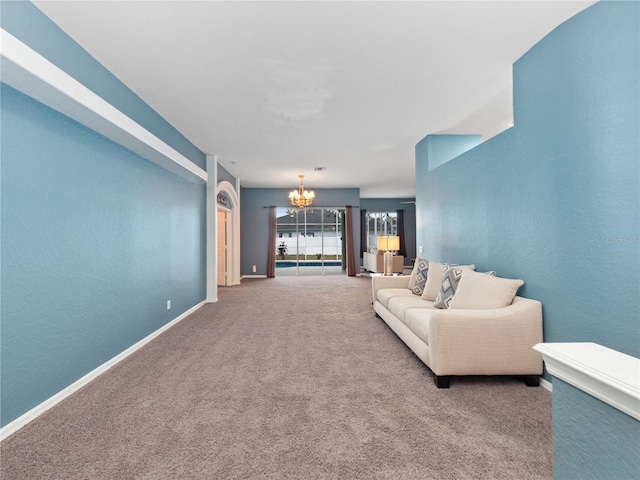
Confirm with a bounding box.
[275,207,346,276]
[217,209,229,286]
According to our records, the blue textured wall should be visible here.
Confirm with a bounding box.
[1,4,206,427]
[217,163,237,186]
[415,134,482,172]
[415,3,639,476]
[241,188,360,276]
[553,379,640,479]
[415,1,639,358]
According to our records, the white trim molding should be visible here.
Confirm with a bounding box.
[534,342,640,420]
[0,301,206,441]
[539,376,552,392]
[0,28,207,183]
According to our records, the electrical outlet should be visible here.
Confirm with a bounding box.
[167,300,171,310]
[252,265,257,273]
[419,246,423,254]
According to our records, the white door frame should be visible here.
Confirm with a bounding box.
[216,181,240,286]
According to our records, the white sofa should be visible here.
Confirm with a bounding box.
[372,271,543,388]
[363,251,404,273]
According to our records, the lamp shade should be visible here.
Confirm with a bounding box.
[377,236,400,251]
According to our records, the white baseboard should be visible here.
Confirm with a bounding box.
[540,376,553,392]
[241,274,268,279]
[0,301,206,441]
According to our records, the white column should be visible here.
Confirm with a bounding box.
[206,155,218,302]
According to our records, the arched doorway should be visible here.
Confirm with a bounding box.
[216,181,240,286]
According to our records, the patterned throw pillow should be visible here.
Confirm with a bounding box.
[411,258,430,295]
[434,267,495,309]
[407,257,423,290]
[422,262,475,301]
[433,266,464,309]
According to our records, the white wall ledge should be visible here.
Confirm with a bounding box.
[534,342,640,420]
[0,28,207,184]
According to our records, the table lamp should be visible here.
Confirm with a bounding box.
[377,236,400,275]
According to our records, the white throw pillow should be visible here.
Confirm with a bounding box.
[449,269,524,310]
[434,267,496,309]
[421,262,475,301]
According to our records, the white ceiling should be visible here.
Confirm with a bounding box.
[33,0,595,198]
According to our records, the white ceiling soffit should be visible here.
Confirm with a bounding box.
[33,0,595,198]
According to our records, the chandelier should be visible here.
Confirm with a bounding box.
[289,174,315,208]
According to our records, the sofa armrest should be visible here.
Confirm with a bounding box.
[426,297,543,376]
[371,275,411,303]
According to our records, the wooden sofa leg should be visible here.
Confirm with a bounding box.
[434,375,451,389]
[525,375,540,387]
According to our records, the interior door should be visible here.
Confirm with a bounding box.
[217,210,227,286]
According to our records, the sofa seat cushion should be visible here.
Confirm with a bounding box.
[376,288,415,309]
[387,295,436,322]
[403,308,431,345]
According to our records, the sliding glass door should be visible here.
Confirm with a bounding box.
[275,207,345,276]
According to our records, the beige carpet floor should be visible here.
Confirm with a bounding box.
[0,275,552,479]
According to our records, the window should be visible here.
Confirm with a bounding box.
[275,207,345,276]
[366,212,397,249]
